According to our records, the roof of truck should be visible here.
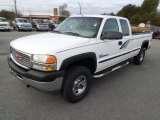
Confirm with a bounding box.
[70,15,127,20]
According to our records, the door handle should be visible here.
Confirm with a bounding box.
[118,41,123,45]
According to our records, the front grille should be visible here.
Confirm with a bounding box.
[11,47,32,69]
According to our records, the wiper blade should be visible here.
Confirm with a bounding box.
[63,32,82,37]
[52,30,62,33]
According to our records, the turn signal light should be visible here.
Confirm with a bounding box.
[46,56,57,64]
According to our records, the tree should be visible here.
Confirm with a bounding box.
[117,0,160,25]
[59,16,66,22]
[0,10,15,21]
[153,17,160,26]
[117,4,139,20]
[107,12,116,16]
[140,0,159,14]
[59,4,70,17]
[131,14,141,25]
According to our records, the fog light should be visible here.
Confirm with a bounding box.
[33,64,55,71]
[46,65,54,71]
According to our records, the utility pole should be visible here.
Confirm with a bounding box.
[14,0,17,17]
[78,2,82,15]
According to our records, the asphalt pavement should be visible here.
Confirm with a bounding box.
[0,31,160,120]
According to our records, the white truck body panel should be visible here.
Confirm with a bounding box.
[10,15,152,73]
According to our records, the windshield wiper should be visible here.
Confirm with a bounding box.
[52,30,62,34]
[63,32,84,37]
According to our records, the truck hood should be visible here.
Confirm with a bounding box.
[10,32,90,54]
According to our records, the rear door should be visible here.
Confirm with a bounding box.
[118,19,134,59]
[96,18,132,72]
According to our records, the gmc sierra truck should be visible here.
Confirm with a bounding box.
[8,15,152,103]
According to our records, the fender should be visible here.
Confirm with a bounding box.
[141,40,149,49]
[60,52,97,73]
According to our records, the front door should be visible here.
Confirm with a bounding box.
[96,18,132,72]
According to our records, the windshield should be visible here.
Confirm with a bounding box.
[17,19,29,23]
[55,17,102,38]
[0,18,7,22]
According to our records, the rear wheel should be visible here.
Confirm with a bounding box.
[133,48,146,65]
[62,66,91,103]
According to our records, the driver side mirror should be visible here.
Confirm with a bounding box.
[101,31,123,40]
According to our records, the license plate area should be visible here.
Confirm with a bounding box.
[11,69,23,81]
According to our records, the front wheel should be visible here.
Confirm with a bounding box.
[62,66,91,103]
[133,48,146,65]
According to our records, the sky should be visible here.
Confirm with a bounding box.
[0,0,160,16]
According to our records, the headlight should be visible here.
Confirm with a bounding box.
[32,55,57,71]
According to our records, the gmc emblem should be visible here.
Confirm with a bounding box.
[13,52,22,60]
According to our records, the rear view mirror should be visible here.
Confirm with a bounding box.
[101,31,123,40]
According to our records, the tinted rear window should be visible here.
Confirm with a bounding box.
[120,19,130,36]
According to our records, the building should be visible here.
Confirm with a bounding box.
[50,8,59,20]
[22,8,60,21]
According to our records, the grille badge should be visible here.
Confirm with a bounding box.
[13,52,22,60]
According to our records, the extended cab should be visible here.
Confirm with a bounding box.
[8,15,152,103]
[13,18,32,31]
[0,17,10,31]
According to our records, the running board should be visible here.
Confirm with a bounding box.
[93,61,129,78]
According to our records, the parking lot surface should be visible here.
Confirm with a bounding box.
[0,31,160,120]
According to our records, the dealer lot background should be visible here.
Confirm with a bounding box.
[0,31,160,120]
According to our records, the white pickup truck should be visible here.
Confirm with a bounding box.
[8,15,152,103]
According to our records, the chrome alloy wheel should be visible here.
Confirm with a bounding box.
[140,51,144,62]
[72,75,87,96]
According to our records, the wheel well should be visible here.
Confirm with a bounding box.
[142,42,149,49]
[61,58,96,74]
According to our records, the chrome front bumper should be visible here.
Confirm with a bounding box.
[10,69,63,92]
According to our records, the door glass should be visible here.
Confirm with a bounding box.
[102,18,119,33]
[120,19,130,36]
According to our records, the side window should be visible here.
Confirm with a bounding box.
[120,19,130,36]
[102,18,119,33]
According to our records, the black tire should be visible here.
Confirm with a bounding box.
[133,48,146,65]
[62,65,91,103]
